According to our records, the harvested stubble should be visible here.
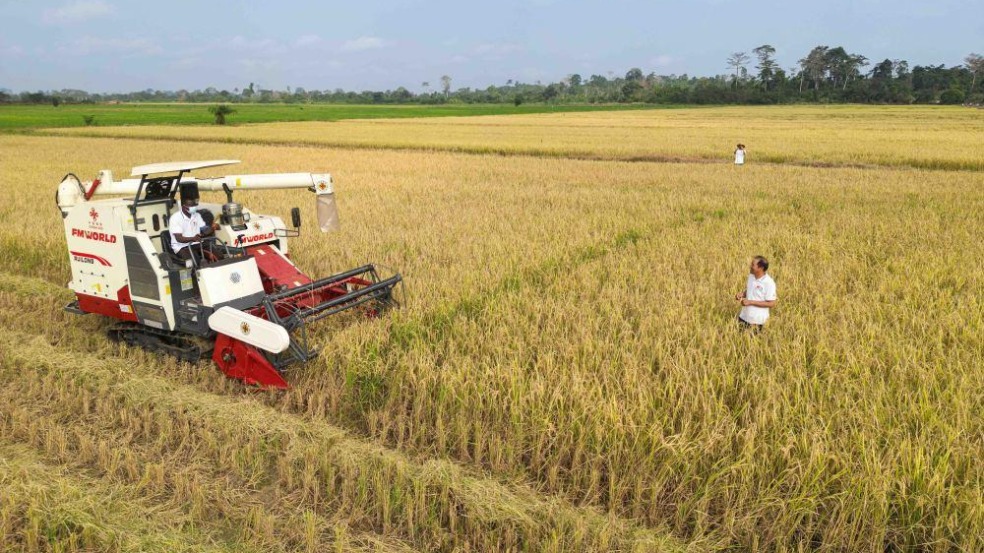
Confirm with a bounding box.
[1,108,982,553]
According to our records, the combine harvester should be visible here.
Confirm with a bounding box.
[56,160,401,389]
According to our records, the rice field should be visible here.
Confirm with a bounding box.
[1,105,982,552]
[36,105,984,171]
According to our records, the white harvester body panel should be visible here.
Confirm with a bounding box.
[213,211,289,253]
[208,307,291,354]
[196,257,265,308]
[65,199,125,299]
[121,230,174,329]
[63,197,177,328]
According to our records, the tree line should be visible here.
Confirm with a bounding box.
[3,48,982,106]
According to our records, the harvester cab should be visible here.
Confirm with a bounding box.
[56,160,401,389]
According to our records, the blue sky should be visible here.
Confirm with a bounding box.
[0,0,981,92]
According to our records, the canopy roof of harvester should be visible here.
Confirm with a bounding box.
[131,159,241,177]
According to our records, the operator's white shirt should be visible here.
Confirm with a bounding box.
[735,149,746,165]
[739,273,777,325]
[169,210,206,253]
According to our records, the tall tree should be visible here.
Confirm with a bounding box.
[752,45,777,90]
[440,75,452,98]
[964,53,983,92]
[208,104,236,125]
[726,52,750,89]
[625,68,644,82]
[870,59,895,80]
[844,54,869,89]
[799,46,829,92]
[894,60,910,80]
[824,47,851,88]
[543,83,561,101]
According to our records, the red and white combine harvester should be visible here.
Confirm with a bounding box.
[56,160,401,389]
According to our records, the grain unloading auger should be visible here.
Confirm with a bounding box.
[56,160,401,389]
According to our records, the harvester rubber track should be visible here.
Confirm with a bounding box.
[108,322,211,363]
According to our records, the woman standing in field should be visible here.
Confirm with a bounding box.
[734,143,746,165]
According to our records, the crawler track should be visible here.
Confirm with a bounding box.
[108,322,211,363]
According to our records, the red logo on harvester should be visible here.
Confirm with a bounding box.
[242,232,274,244]
[70,251,112,266]
[71,228,117,243]
[87,207,104,230]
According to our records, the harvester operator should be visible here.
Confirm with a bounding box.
[170,182,219,262]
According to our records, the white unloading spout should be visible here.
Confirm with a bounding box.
[195,173,339,233]
[56,174,83,216]
[64,160,341,233]
[56,169,113,213]
[196,172,326,191]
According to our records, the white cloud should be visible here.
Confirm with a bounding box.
[0,45,24,58]
[227,35,250,50]
[237,58,279,72]
[341,36,387,52]
[169,57,202,70]
[474,43,522,56]
[223,36,287,54]
[43,0,113,25]
[294,35,322,48]
[650,54,676,68]
[470,43,523,63]
[58,36,162,56]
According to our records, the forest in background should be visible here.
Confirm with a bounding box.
[3,47,982,107]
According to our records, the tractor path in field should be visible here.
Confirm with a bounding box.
[25,129,982,173]
[0,276,701,552]
[0,408,423,553]
[0,442,263,552]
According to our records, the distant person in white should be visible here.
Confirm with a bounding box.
[736,256,777,330]
[169,182,218,262]
[734,143,746,165]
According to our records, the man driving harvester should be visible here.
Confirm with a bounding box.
[169,182,220,262]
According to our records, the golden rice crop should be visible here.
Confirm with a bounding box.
[1,104,982,552]
[38,105,984,171]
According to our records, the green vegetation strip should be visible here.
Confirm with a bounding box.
[0,103,663,129]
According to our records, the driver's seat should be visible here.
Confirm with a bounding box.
[160,230,175,256]
[158,230,188,269]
